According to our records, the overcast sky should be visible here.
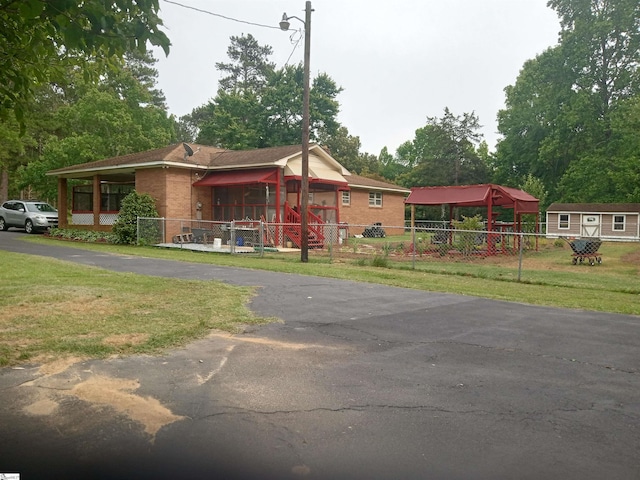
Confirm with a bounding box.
[153,0,560,155]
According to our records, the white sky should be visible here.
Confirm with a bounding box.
[153,0,560,155]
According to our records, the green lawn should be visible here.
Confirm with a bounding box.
[0,250,274,366]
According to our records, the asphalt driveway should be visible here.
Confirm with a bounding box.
[1,232,639,480]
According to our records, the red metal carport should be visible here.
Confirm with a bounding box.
[405,184,540,253]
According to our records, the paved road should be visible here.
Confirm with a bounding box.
[1,232,639,480]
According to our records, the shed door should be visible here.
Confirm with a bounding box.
[581,214,601,237]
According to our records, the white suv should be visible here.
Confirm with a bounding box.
[0,200,58,233]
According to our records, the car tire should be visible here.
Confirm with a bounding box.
[25,219,34,234]
[0,217,7,231]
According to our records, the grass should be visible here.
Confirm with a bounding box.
[0,250,273,367]
[4,235,638,366]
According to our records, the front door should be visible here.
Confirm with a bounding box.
[581,214,601,237]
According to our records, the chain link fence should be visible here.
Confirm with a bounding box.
[137,217,544,268]
[129,216,637,282]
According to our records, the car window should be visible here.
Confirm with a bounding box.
[33,203,57,212]
[16,203,25,211]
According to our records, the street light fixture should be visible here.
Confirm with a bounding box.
[280,1,312,263]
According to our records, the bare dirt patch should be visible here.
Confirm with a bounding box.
[103,333,150,347]
[621,250,640,266]
[19,355,184,442]
[36,356,86,376]
[70,375,184,440]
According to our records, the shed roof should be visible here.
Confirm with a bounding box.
[547,203,640,213]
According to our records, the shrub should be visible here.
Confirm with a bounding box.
[452,215,484,257]
[48,228,115,243]
[112,191,159,245]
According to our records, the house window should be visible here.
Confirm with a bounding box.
[558,213,569,229]
[369,191,382,207]
[342,191,350,206]
[613,215,625,231]
[72,183,134,212]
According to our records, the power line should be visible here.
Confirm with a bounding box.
[284,31,303,66]
[162,0,281,30]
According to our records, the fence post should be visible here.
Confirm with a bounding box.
[259,220,264,257]
[518,232,524,282]
[230,220,235,254]
[412,225,416,269]
[136,217,140,245]
[329,223,333,262]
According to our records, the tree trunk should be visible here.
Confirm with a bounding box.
[0,166,8,202]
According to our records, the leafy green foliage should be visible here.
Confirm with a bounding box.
[190,34,342,150]
[520,174,547,209]
[494,0,640,203]
[216,34,275,94]
[14,53,175,200]
[452,215,484,257]
[112,191,159,245]
[396,108,488,188]
[0,0,170,126]
[48,228,115,243]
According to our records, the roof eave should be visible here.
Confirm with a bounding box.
[47,161,210,177]
[349,183,410,194]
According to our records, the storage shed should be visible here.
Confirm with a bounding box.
[546,203,640,241]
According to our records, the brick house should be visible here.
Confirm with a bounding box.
[47,143,409,246]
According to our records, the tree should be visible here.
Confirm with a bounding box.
[378,147,409,182]
[191,35,343,150]
[520,173,547,208]
[549,0,640,119]
[15,53,175,200]
[0,0,170,125]
[556,95,640,202]
[396,108,488,188]
[262,65,342,146]
[319,126,362,173]
[494,0,640,202]
[216,34,275,95]
[197,90,266,149]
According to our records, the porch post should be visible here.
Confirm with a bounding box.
[92,175,101,227]
[275,174,281,223]
[57,177,68,228]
